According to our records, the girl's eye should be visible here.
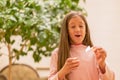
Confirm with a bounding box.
[71,26,75,28]
[79,25,83,28]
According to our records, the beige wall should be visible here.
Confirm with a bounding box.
[85,0,120,80]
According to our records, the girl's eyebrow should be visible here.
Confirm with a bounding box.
[69,21,84,25]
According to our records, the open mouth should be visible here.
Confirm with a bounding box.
[75,35,81,37]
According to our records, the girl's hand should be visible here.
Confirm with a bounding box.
[92,46,107,73]
[58,57,79,79]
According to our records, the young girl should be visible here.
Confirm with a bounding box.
[48,11,115,80]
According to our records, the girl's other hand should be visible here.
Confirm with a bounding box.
[58,57,79,79]
[92,46,107,73]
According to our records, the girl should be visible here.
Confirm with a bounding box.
[48,11,115,80]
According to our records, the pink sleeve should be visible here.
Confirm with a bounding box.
[48,48,59,80]
[99,64,115,80]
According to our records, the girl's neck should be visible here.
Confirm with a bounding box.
[71,43,82,45]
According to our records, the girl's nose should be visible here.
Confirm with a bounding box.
[75,26,80,31]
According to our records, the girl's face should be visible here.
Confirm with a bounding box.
[68,15,86,45]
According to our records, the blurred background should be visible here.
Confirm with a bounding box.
[0,0,120,80]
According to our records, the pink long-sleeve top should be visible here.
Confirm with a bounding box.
[48,44,115,80]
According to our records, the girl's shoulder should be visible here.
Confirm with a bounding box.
[51,48,59,55]
[51,48,59,60]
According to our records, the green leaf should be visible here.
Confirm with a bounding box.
[9,15,17,22]
[11,40,15,44]
[5,33,11,43]
[30,37,37,45]
[13,49,19,53]
[28,47,33,51]
[66,0,72,8]
[0,0,7,7]
[20,51,27,56]
[33,52,41,62]
[16,55,20,60]
[13,49,20,60]
[72,0,80,3]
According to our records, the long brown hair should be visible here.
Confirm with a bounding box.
[57,11,93,72]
